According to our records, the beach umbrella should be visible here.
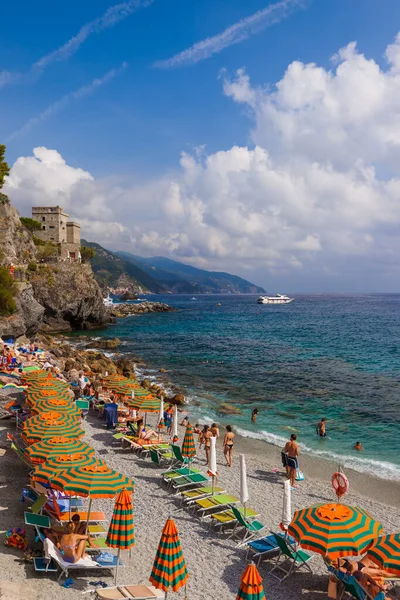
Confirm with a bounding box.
[106,489,135,583]
[32,454,104,485]
[157,397,165,432]
[181,423,196,472]
[22,414,85,444]
[208,436,218,495]
[281,479,292,530]
[26,388,72,404]
[30,399,81,419]
[26,436,95,464]
[128,395,160,413]
[236,562,266,600]
[149,517,188,598]
[172,405,178,442]
[239,453,249,518]
[366,533,400,576]
[289,503,383,559]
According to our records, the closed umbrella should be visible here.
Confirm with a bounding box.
[208,436,218,495]
[181,423,196,473]
[289,503,383,558]
[172,405,178,442]
[106,489,135,583]
[157,397,165,437]
[26,436,94,464]
[239,454,249,518]
[281,479,291,530]
[237,562,266,600]
[149,517,188,599]
[366,533,400,576]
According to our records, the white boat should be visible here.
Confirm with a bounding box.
[103,294,114,307]
[190,297,197,300]
[257,293,294,305]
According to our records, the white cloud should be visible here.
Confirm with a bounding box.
[5,32,400,290]
[155,0,309,69]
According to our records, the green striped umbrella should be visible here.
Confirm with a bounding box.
[289,503,383,558]
[149,517,188,598]
[127,395,160,413]
[22,414,85,444]
[181,424,196,460]
[106,489,135,583]
[32,453,104,485]
[26,381,69,394]
[237,562,265,600]
[26,388,72,404]
[366,533,400,576]
[51,464,134,498]
[22,370,50,381]
[26,437,95,464]
[30,399,81,419]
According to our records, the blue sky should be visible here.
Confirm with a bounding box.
[2,0,400,291]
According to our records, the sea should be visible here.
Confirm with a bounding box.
[86,294,400,481]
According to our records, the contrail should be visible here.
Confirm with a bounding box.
[155,0,309,69]
[34,0,154,70]
[7,63,127,141]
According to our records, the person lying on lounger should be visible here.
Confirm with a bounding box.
[60,521,89,563]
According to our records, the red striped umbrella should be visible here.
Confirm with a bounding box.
[106,489,135,583]
[149,517,188,598]
[237,562,266,600]
[366,533,400,576]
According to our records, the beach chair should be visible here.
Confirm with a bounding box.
[211,506,259,535]
[162,466,201,486]
[180,486,226,506]
[193,493,239,518]
[43,538,120,582]
[150,449,173,467]
[268,532,313,582]
[226,506,265,545]
[170,473,209,492]
[246,533,296,565]
[44,493,107,525]
[27,493,48,515]
[94,584,165,599]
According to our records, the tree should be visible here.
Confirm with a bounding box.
[0,266,17,315]
[20,217,42,232]
[80,246,96,263]
[0,145,10,189]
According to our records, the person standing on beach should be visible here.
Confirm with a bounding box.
[200,425,212,466]
[284,434,299,487]
[317,418,327,437]
[251,408,259,423]
[210,423,220,439]
[223,425,235,467]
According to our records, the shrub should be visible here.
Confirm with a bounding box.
[0,266,17,315]
[81,246,95,263]
[20,217,42,232]
[32,236,45,246]
[27,261,37,272]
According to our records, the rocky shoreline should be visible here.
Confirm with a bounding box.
[110,301,175,318]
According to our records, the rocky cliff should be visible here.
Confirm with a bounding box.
[0,199,110,338]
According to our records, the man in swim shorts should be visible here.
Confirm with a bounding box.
[283,434,299,487]
[317,418,327,437]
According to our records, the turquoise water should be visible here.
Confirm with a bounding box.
[88,294,400,480]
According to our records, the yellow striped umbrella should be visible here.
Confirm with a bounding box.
[237,562,266,600]
[32,454,104,485]
[51,464,134,498]
[26,437,95,464]
[289,503,383,558]
[366,533,400,576]
[22,414,85,444]
[30,399,81,419]
[149,517,188,597]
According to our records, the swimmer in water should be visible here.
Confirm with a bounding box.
[354,441,363,451]
[251,408,259,423]
[316,417,327,438]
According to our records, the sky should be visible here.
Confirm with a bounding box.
[2,0,400,292]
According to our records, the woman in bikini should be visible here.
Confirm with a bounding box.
[223,425,235,467]
[200,425,212,466]
[60,521,88,563]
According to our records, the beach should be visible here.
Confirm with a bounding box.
[0,385,399,600]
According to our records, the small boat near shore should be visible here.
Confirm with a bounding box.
[257,293,294,305]
[103,294,114,307]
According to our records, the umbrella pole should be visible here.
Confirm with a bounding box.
[212,475,215,496]
[85,497,92,535]
[114,548,120,584]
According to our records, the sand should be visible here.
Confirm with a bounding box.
[0,397,400,600]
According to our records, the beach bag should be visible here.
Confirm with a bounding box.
[4,527,27,550]
[296,468,305,481]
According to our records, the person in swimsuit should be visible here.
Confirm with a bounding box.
[200,425,212,466]
[283,434,299,487]
[317,418,327,437]
[210,423,220,439]
[223,425,235,467]
[71,514,98,548]
[60,521,88,563]
[354,441,363,451]
[251,409,258,423]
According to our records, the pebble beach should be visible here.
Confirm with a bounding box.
[0,377,399,600]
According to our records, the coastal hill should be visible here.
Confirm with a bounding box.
[82,240,265,294]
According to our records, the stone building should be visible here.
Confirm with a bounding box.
[32,206,81,261]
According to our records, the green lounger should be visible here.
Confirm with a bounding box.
[25,512,51,528]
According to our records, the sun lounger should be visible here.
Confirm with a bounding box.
[170,473,209,492]
[24,511,51,529]
[44,494,107,524]
[162,467,201,486]
[43,538,120,582]
[226,506,265,545]
[95,584,165,599]
[180,486,226,506]
[210,506,258,533]
[246,533,296,565]
[268,532,313,582]
[193,493,239,517]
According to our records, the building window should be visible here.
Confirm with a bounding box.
[42,217,46,222]
[50,237,54,241]
[49,225,55,229]
[42,225,46,230]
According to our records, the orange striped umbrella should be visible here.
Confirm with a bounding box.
[181,424,196,459]
[237,562,266,600]
[30,399,81,419]
[51,464,134,498]
[22,414,85,444]
[106,489,135,584]
[26,437,94,464]
[32,454,104,485]
[149,517,188,597]
[26,388,72,404]
[289,503,383,558]
[366,533,400,576]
